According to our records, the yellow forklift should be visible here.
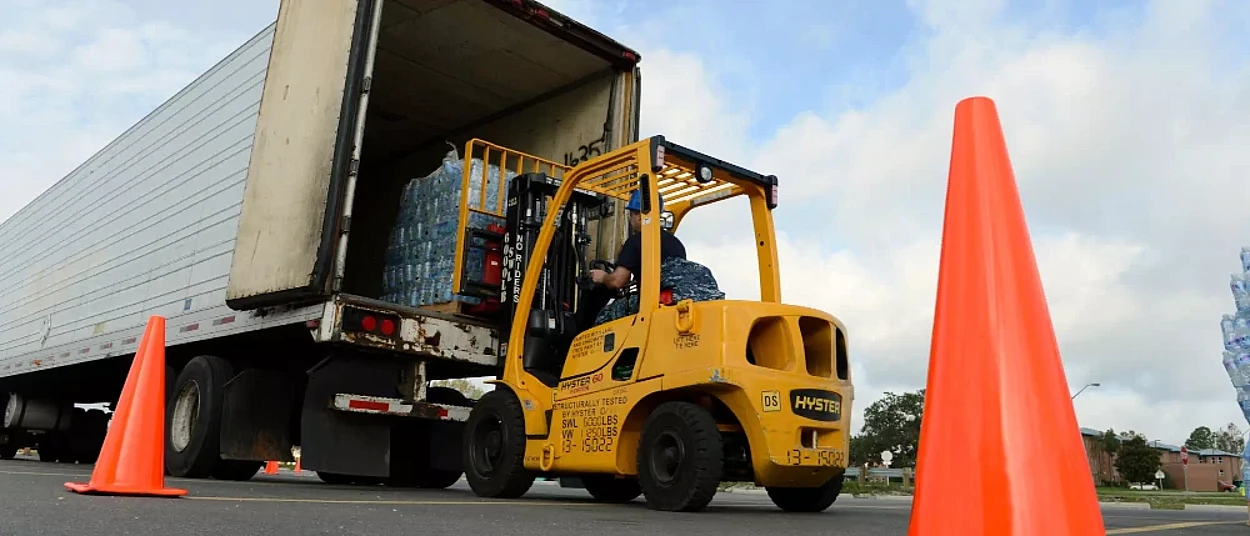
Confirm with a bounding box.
[461,136,853,512]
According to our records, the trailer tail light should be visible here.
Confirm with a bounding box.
[341,307,400,338]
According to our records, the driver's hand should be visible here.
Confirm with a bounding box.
[589,269,607,285]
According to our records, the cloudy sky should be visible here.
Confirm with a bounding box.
[3,0,1249,447]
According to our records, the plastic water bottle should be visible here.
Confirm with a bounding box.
[1235,353,1250,385]
[1226,352,1243,386]
[1234,275,1250,313]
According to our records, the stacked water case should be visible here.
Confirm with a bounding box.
[1218,247,1250,484]
[380,147,517,309]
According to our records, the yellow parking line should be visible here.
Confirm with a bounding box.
[188,496,604,507]
[1105,521,1243,534]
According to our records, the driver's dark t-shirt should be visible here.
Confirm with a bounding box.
[614,230,687,283]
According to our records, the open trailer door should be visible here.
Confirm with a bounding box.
[226,0,382,310]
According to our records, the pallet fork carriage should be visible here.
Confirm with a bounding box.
[460,135,855,513]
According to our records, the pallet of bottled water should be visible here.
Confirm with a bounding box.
[380,146,517,308]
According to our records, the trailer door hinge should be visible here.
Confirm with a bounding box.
[341,215,351,234]
[349,158,360,176]
[362,76,372,93]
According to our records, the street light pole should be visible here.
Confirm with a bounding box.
[1072,382,1101,400]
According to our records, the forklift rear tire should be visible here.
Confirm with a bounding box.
[581,474,642,503]
[636,401,724,512]
[463,390,535,498]
[765,471,845,513]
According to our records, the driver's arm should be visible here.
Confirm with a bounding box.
[594,266,632,290]
[593,234,639,290]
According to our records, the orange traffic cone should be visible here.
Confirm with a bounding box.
[908,97,1103,534]
[65,316,187,497]
[265,460,279,475]
[293,457,301,474]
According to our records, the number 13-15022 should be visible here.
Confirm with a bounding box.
[786,449,845,467]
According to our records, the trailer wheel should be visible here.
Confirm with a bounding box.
[318,471,381,485]
[386,387,468,489]
[211,460,264,481]
[766,471,845,512]
[636,401,724,512]
[0,445,16,460]
[165,355,233,478]
[581,474,643,503]
[463,389,534,498]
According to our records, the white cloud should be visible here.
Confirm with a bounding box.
[620,0,1250,443]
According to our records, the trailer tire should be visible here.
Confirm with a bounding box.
[211,460,263,481]
[636,401,723,512]
[318,471,381,486]
[385,387,468,489]
[766,472,845,513]
[165,355,233,478]
[463,389,534,499]
[0,445,16,460]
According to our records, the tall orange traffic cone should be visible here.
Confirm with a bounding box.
[264,461,279,475]
[908,97,1103,534]
[65,316,186,497]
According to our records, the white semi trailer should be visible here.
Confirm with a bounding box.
[0,0,641,486]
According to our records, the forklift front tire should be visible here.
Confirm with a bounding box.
[463,390,535,498]
[637,401,724,512]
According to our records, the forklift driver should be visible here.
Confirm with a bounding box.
[578,189,686,329]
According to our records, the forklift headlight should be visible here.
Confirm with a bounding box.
[696,163,713,183]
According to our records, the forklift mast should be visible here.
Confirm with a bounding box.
[498,172,602,373]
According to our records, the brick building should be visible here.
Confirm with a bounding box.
[1079,427,1242,492]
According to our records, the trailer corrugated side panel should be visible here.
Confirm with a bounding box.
[0,24,322,379]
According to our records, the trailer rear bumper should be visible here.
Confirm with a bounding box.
[312,293,501,368]
[330,393,471,422]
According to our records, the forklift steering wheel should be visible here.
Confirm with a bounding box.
[577,260,618,292]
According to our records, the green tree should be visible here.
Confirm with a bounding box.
[849,433,871,466]
[1214,422,1246,454]
[1114,435,1162,484]
[430,378,486,400]
[854,390,924,467]
[1098,428,1121,459]
[1185,426,1215,450]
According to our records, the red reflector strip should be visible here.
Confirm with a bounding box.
[179,323,199,333]
[438,407,449,418]
[122,338,136,345]
[348,399,391,412]
[213,316,236,326]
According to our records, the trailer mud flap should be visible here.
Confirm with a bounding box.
[300,354,397,478]
[220,369,297,462]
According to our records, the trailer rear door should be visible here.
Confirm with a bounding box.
[226,0,381,309]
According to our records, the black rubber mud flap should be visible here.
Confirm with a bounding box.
[299,354,399,478]
[220,368,297,462]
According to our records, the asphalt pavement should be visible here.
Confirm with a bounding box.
[0,457,1246,535]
